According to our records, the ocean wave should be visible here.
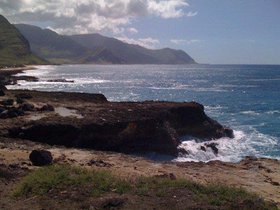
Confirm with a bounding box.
[175,129,278,163]
[265,110,280,115]
[240,110,260,116]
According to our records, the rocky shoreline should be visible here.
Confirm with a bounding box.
[0,66,279,208]
[0,67,233,156]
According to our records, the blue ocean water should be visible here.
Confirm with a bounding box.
[8,64,280,162]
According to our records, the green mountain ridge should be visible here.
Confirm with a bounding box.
[15,24,196,64]
[15,24,92,64]
[70,33,196,64]
[0,15,46,67]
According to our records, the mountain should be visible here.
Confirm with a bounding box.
[71,34,196,64]
[0,15,46,67]
[15,23,196,64]
[15,24,91,64]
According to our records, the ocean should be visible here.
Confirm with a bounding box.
[8,64,280,162]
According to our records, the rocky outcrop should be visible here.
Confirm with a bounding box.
[5,90,233,156]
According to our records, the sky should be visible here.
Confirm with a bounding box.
[1,0,280,64]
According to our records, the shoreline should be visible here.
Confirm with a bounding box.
[0,64,280,207]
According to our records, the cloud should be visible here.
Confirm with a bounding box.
[116,36,160,49]
[127,27,138,34]
[148,0,189,18]
[171,39,201,45]
[186,11,198,17]
[0,0,193,35]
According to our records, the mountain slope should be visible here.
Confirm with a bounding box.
[15,24,90,64]
[15,24,196,64]
[0,15,46,67]
[70,33,196,64]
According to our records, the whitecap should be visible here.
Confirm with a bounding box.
[240,110,260,116]
[175,129,278,163]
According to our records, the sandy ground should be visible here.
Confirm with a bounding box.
[1,138,279,207]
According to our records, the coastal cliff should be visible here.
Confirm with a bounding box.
[2,90,232,156]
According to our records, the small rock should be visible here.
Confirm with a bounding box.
[0,107,6,113]
[0,99,14,106]
[224,128,234,138]
[0,89,5,96]
[200,146,206,152]
[16,97,25,104]
[0,85,7,91]
[39,104,55,112]
[8,108,24,118]
[15,93,33,99]
[19,103,35,111]
[206,143,219,155]
[29,150,53,166]
[0,108,24,119]
[178,147,189,155]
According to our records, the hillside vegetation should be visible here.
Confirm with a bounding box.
[0,15,46,67]
[15,24,196,65]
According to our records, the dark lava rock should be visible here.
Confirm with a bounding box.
[178,147,189,155]
[15,93,33,100]
[0,84,7,91]
[0,99,14,106]
[7,108,24,118]
[19,102,35,111]
[0,106,5,113]
[7,93,233,156]
[206,143,219,155]
[0,89,5,96]
[224,128,234,138]
[0,108,24,118]
[200,146,206,152]
[39,104,55,112]
[29,150,53,166]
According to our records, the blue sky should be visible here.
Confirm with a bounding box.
[1,0,280,64]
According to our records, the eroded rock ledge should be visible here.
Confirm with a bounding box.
[1,90,233,156]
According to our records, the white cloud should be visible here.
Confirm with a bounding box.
[148,0,189,18]
[116,36,160,49]
[186,11,198,17]
[127,27,138,34]
[0,0,194,35]
[171,39,201,44]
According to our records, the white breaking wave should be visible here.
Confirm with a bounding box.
[175,129,278,163]
[266,110,280,115]
[240,110,260,116]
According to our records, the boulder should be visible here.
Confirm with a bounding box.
[29,150,53,166]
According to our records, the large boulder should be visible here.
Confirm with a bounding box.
[29,150,53,166]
